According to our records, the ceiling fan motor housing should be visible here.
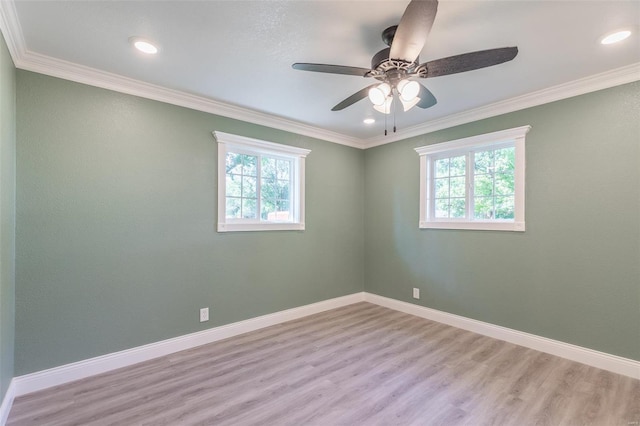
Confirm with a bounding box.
[371,47,419,81]
[371,48,392,70]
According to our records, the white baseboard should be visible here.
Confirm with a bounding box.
[11,292,366,397]
[364,293,640,380]
[6,290,638,412]
[0,380,16,426]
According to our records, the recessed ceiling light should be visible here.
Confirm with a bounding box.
[600,30,632,45]
[129,37,159,54]
[363,118,375,124]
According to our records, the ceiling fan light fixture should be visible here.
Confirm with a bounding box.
[600,29,632,45]
[292,0,519,134]
[368,87,385,106]
[363,118,376,124]
[398,79,420,102]
[368,83,391,106]
[400,96,420,112]
[373,96,393,114]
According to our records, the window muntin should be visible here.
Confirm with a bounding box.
[416,126,529,232]
[214,131,310,232]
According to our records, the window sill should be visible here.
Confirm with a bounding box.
[419,221,525,232]
[217,222,305,232]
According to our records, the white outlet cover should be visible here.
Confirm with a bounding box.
[199,307,209,322]
[413,288,420,299]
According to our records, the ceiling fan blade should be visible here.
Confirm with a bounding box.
[292,63,372,77]
[389,0,438,63]
[416,83,437,109]
[332,85,378,111]
[418,47,518,78]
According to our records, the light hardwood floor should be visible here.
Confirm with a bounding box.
[8,302,640,425]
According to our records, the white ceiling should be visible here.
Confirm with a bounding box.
[2,1,639,147]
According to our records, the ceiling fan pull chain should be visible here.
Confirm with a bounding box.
[393,94,397,133]
[384,109,388,136]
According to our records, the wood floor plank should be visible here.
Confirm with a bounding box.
[7,302,640,425]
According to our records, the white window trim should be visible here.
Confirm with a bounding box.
[415,125,530,232]
[213,131,310,232]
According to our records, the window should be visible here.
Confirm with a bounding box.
[415,125,530,231]
[214,131,310,232]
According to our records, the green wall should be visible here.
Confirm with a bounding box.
[0,30,16,400]
[15,71,364,375]
[364,82,640,360]
[12,68,640,378]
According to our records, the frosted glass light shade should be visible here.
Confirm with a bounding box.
[373,96,393,114]
[401,97,420,112]
[398,80,420,102]
[368,83,391,106]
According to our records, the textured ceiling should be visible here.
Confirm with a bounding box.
[4,0,640,144]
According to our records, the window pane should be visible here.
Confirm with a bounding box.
[474,150,494,174]
[495,172,514,195]
[260,198,276,220]
[263,201,291,221]
[241,154,257,176]
[434,155,467,219]
[435,158,449,178]
[450,177,466,198]
[495,196,515,219]
[226,175,242,197]
[435,178,449,199]
[474,196,494,219]
[242,176,256,198]
[435,199,449,218]
[449,156,466,177]
[261,178,277,200]
[450,198,466,218]
[262,157,277,180]
[277,200,290,212]
[277,160,290,180]
[275,200,291,221]
[242,198,257,219]
[226,197,241,219]
[474,174,494,197]
[261,200,275,220]
[278,180,290,200]
[226,152,243,174]
[494,147,515,173]
[262,197,293,220]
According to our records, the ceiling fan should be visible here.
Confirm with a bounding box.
[292,0,518,118]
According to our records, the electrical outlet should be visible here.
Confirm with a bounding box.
[199,307,209,322]
[412,288,420,299]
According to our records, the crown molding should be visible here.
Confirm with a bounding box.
[363,62,640,148]
[16,50,366,149]
[0,0,24,60]
[1,0,638,151]
[0,0,363,149]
